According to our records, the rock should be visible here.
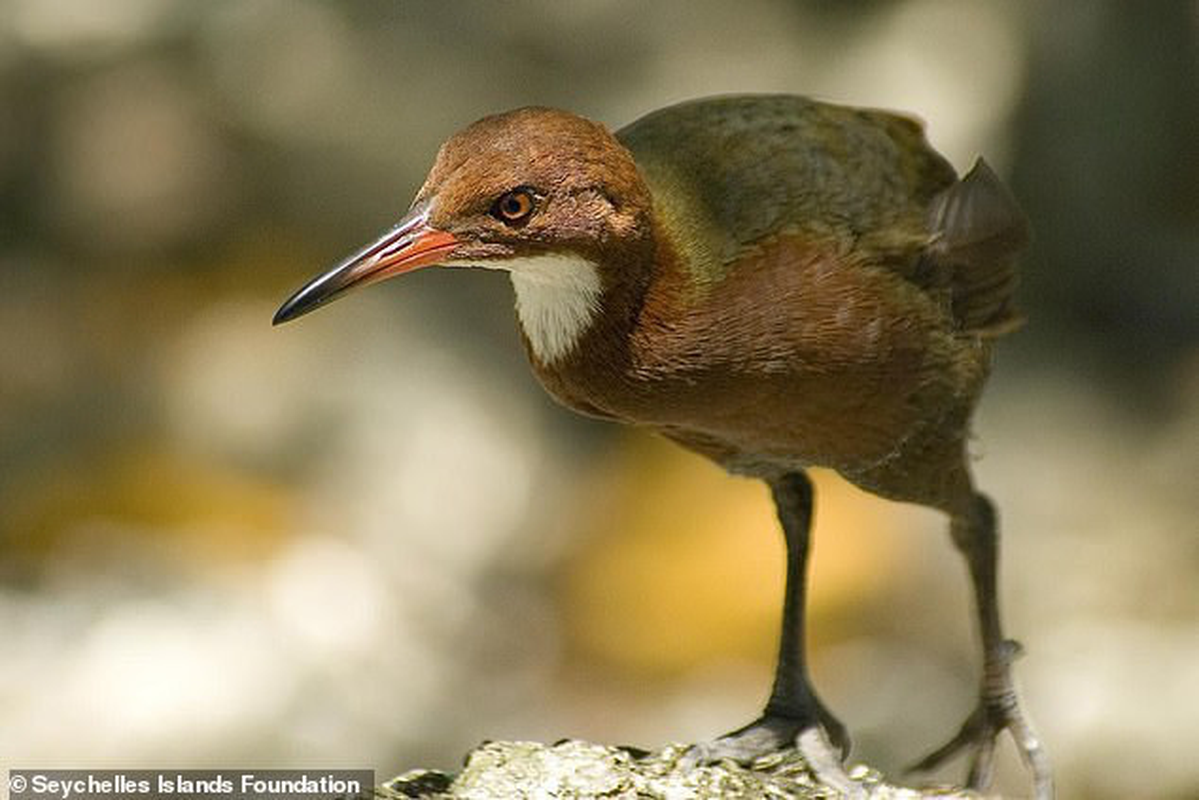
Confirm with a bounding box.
[372,740,978,799]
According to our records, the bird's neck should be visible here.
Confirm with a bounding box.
[500,212,660,368]
[512,223,688,421]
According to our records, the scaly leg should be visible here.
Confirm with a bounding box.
[684,472,857,792]
[911,493,1053,799]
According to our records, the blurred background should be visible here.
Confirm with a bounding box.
[1,1,1195,798]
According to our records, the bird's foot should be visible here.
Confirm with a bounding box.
[910,640,1053,799]
[681,713,861,797]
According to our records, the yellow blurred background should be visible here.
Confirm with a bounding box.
[1,2,1196,799]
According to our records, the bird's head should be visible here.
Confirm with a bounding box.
[273,107,654,357]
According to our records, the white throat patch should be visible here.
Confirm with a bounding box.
[459,254,603,364]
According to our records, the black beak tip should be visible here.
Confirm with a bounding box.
[271,298,298,326]
[272,290,317,326]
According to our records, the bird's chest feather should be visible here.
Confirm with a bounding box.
[528,234,966,473]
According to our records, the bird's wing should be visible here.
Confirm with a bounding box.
[618,94,1026,336]
[925,158,1030,336]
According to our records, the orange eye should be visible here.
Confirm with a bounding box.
[493,188,536,224]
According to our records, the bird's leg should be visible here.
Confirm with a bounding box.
[911,493,1053,799]
[683,472,855,792]
[760,472,848,754]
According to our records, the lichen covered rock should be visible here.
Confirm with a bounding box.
[376,740,978,799]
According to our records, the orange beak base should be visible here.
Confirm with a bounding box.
[273,199,458,325]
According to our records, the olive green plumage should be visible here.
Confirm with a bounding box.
[619,95,1027,335]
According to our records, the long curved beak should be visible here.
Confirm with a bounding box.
[273,199,458,325]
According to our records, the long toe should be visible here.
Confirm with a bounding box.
[908,706,988,775]
[681,714,802,767]
[682,715,865,799]
[910,698,1053,800]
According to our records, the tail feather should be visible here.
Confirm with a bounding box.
[927,158,1030,336]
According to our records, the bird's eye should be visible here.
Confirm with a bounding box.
[492,188,536,224]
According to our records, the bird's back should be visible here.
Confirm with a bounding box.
[616,95,957,284]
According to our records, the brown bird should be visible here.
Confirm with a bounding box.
[274,94,1051,798]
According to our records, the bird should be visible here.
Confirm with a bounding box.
[273,94,1051,798]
